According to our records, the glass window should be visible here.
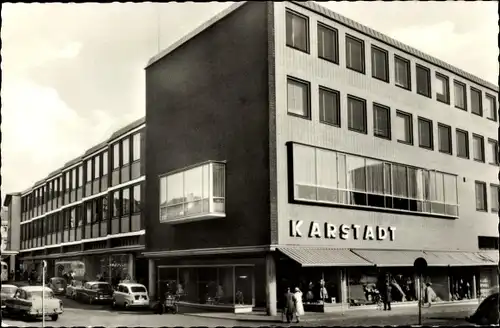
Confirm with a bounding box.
[102,196,108,221]
[317,23,338,63]
[235,266,254,306]
[72,169,77,189]
[392,164,408,198]
[316,149,338,202]
[65,171,70,190]
[86,160,92,182]
[178,267,199,304]
[287,78,310,118]
[373,104,390,139]
[319,87,340,126]
[418,118,433,149]
[184,166,203,215]
[471,88,482,116]
[94,155,100,179]
[475,182,487,211]
[346,155,366,192]
[132,185,141,213]
[286,10,308,52]
[473,135,485,162]
[485,94,497,121]
[70,208,76,229]
[347,96,366,133]
[438,124,452,154]
[371,46,388,82]
[122,138,130,165]
[160,176,167,207]
[490,185,499,212]
[86,202,93,225]
[166,173,184,218]
[112,191,120,218]
[443,174,457,204]
[456,130,469,159]
[416,65,431,97]
[78,166,83,187]
[293,144,317,200]
[488,140,498,165]
[345,35,364,73]
[366,158,384,195]
[113,143,120,169]
[102,152,108,175]
[132,133,141,161]
[395,56,411,90]
[122,189,130,216]
[407,168,424,200]
[435,73,449,104]
[454,81,466,110]
[395,111,412,144]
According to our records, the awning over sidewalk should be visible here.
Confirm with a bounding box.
[478,250,499,263]
[277,247,372,267]
[351,249,425,267]
[422,251,495,266]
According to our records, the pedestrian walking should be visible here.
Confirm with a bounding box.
[293,287,304,323]
[283,287,296,323]
[383,273,393,311]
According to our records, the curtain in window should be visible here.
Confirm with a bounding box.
[346,155,366,192]
[454,84,465,108]
[366,159,384,194]
[287,80,307,116]
[293,144,317,200]
[392,164,408,197]
[395,59,408,87]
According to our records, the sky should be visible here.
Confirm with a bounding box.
[1,1,498,196]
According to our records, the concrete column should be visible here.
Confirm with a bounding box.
[9,256,16,276]
[148,259,156,300]
[265,253,277,316]
[340,268,348,304]
[128,253,135,281]
[472,273,477,299]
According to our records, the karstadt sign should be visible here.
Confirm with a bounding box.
[289,220,396,241]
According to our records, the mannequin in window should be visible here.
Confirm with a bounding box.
[306,282,314,303]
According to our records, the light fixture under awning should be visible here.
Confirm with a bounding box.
[277,247,372,267]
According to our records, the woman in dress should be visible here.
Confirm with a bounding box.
[294,287,305,323]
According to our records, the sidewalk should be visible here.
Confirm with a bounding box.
[184,300,479,323]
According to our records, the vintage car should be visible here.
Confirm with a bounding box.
[112,283,150,309]
[3,286,63,321]
[48,277,67,296]
[76,281,114,304]
[466,292,500,325]
[1,284,18,310]
[65,279,83,299]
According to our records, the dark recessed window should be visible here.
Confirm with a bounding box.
[395,111,413,144]
[317,23,338,63]
[373,103,391,139]
[416,64,431,97]
[319,87,340,127]
[287,77,310,118]
[418,118,433,150]
[347,96,367,133]
[490,184,499,212]
[394,56,411,90]
[453,81,467,111]
[371,46,388,82]
[286,10,309,53]
[487,139,499,165]
[435,73,450,104]
[475,181,487,211]
[456,129,469,159]
[346,35,365,74]
[471,87,483,116]
[485,94,497,121]
[438,124,452,154]
[472,134,485,162]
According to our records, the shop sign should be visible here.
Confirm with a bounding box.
[289,220,396,241]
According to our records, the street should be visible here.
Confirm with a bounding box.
[2,296,477,327]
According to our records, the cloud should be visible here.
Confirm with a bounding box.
[56,41,83,59]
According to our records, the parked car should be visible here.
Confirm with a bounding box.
[3,286,63,321]
[65,280,83,299]
[76,281,114,304]
[48,277,67,296]
[466,292,500,325]
[1,285,18,310]
[112,283,150,309]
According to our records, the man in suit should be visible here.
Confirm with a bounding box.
[283,287,296,323]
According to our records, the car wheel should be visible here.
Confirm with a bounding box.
[51,314,59,321]
[112,299,117,308]
[88,297,93,305]
[124,302,129,309]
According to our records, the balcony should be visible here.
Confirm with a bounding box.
[159,162,226,225]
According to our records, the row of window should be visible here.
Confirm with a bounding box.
[291,143,459,217]
[20,132,142,219]
[287,77,499,165]
[286,9,498,121]
[475,182,499,213]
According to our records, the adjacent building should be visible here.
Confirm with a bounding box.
[1,205,20,274]
[144,1,499,315]
[5,118,147,284]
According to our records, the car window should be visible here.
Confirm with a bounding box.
[131,286,146,293]
[1,286,17,294]
[96,284,112,292]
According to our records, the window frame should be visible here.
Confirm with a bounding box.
[475,181,487,212]
[485,93,498,122]
[437,123,452,155]
[417,117,434,150]
[470,87,483,116]
[394,55,411,91]
[490,184,499,213]
[453,80,467,111]
[347,95,367,134]
[371,45,389,83]
[455,128,470,159]
[472,134,485,163]
[345,34,365,74]
[372,103,391,140]
[285,9,310,54]
[286,76,311,119]
[395,110,413,145]
[317,22,339,64]
[318,86,340,127]
[416,64,431,98]
[487,138,499,166]
[435,72,450,104]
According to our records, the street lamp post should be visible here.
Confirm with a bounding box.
[42,260,47,328]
